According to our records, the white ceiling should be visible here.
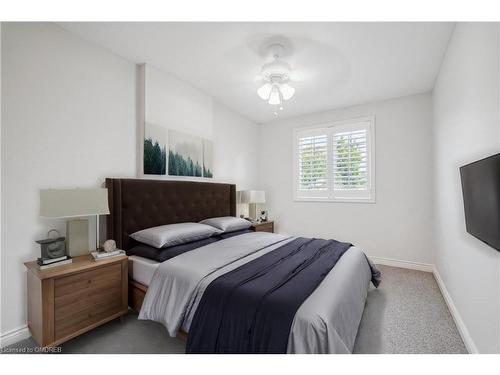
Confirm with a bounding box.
[58,22,454,123]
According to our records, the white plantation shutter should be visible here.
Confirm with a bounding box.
[297,132,329,196]
[333,128,368,190]
[294,118,375,202]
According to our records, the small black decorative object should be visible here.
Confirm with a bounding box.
[36,229,66,259]
[259,210,268,222]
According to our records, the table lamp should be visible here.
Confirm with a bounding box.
[240,190,266,222]
[39,188,110,256]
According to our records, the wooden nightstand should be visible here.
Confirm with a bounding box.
[251,221,274,233]
[24,254,128,347]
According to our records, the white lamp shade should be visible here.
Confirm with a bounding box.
[280,83,295,100]
[40,188,110,218]
[240,190,266,204]
[257,83,272,100]
[268,86,281,105]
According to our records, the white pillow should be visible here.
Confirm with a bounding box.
[130,222,220,248]
[199,216,252,233]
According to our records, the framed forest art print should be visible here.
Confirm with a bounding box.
[143,123,213,178]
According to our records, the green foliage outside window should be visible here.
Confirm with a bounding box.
[299,139,327,190]
[335,136,366,188]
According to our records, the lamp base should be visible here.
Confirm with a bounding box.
[249,203,258,221]
[66,219,90,257]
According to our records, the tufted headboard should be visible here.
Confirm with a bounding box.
[105,178,236,250]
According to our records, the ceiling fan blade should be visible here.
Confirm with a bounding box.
[288,71,304,82]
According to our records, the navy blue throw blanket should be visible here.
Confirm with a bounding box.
[186,237,352,354]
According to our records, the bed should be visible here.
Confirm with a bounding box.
[105,178,379,354]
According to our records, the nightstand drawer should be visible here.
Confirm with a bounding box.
[55,284,122,320]
[54,264,124,340]
[54,263,122,298]
[252,222,274,233]
[55,290,123,340]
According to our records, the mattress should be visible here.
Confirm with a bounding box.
[128,255,160,287]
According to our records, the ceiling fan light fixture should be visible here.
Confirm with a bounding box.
[257,83,272,100]
[279,83,295,101]
[260,60,291,80]
[256,43,297,112]
[268,85,282,106]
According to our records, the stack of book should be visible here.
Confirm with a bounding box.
[37,255,73,270]
[90,249,125,261]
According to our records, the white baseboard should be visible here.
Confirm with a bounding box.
[370,256,434,272]
[0,325,30,348]
[432,266,478,354]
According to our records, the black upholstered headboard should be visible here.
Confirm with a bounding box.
[105,178,236,250]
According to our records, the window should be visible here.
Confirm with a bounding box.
[293,117,375,202]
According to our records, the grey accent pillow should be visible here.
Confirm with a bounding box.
[199,216,252,233]
[130,222,220,249]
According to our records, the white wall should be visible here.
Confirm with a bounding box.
[433,23,500,353]
[1,23,259,338]
[259,93,434,264]
[213,101,259,191]
[1,22,137,339]
[145,65,213,139]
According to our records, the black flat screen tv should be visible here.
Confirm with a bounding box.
[460,153,500,252]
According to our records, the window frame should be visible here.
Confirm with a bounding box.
[292,116,376,203]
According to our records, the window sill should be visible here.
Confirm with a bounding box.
[293,197,376,204]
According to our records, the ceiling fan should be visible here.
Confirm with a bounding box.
[256,43,297,116]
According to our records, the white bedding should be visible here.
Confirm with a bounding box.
[139,232,372,353]
[128,255,160,287]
